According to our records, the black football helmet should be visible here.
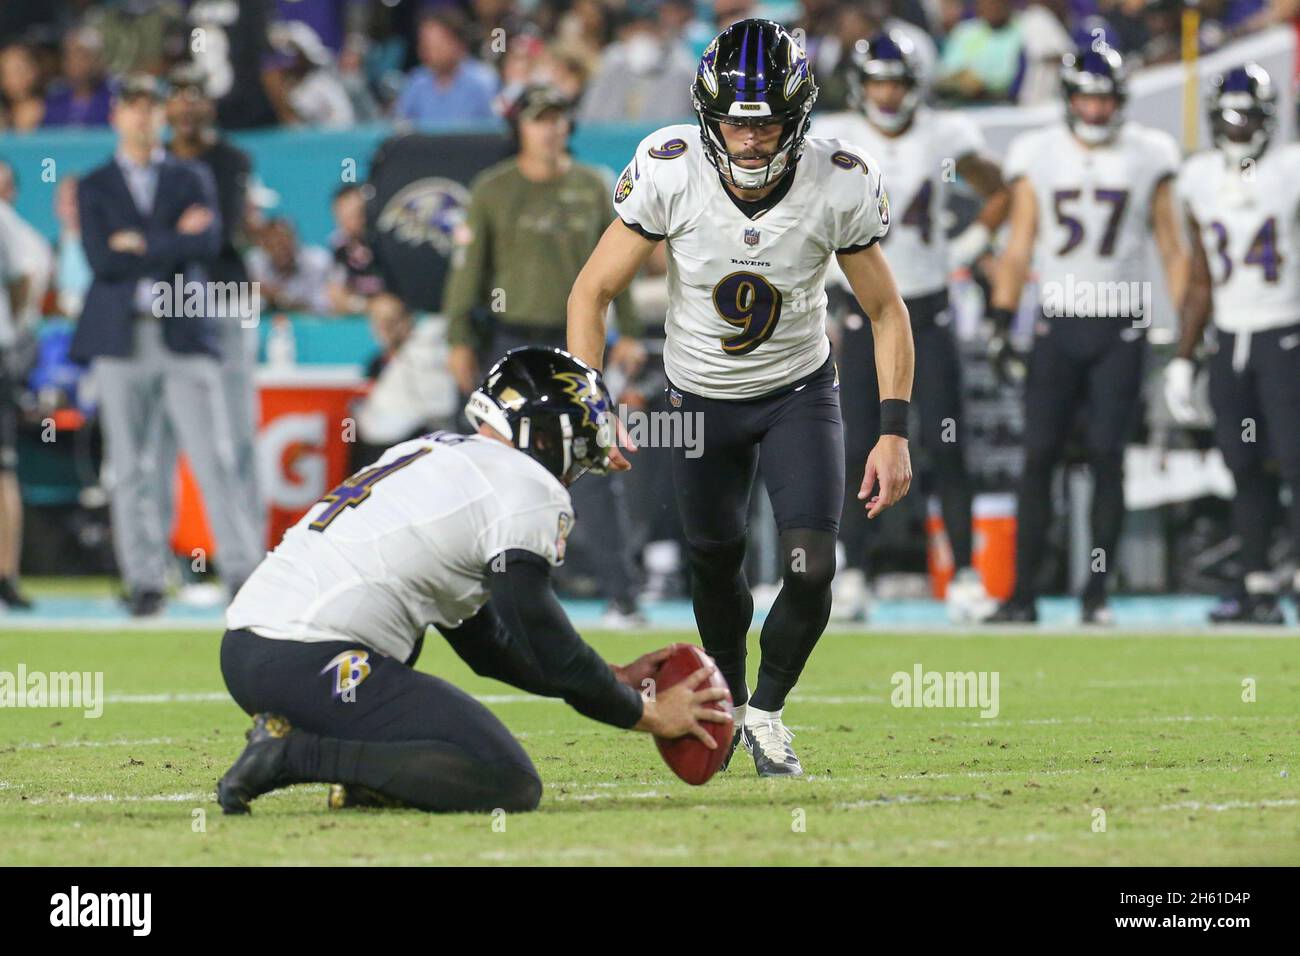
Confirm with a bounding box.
[691,18,817,190]
[848,31,923,133]
[1207,63,1276,164]
[1060,44,1128,145]
[464,347,615,485]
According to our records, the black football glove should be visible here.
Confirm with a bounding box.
[985,306,1028,388]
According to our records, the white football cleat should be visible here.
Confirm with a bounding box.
[599,600,648,630]
[742,706,802,776]
[830,567,871,623]
[946,568,997,624]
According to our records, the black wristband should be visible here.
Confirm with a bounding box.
[880,398,910,439]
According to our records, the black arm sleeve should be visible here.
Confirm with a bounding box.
[434,550,644,729]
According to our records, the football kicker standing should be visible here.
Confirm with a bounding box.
[567,19,915,776]
[1165,64,1300,624]
[814,31,1010,624]
[217,348,728,814]
[982,45,1188,625]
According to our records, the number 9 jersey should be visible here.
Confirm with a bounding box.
[614,123,890,399]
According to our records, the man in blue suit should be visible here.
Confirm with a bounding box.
[75,75,262,616]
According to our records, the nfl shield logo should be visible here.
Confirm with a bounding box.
[744,227,760,246]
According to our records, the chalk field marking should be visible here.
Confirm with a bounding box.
[15,786,317,806]
[1151,798,1300,813]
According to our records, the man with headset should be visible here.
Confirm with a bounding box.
[443,84,648,627]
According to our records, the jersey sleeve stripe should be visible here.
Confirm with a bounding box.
[836,235,883,255]
[618,217,666,242]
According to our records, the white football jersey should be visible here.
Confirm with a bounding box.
[614,123,889,399]
[1004,121,1182,305]
[1176,143,1300,333]
[813,108,986,298]
[226,432,574,662]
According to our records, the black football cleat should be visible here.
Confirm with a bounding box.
[125,589,165,618]
[1209,593,1285,625]
[742,711,803,777]
[216,713,295,815]
[719,726,743,772]
[1081,597,1114,626]
[0,577,33,610]
[982,599,1038,624]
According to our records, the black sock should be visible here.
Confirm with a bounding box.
[686,538,753,706]
[1012,449,1057,604]
[1083,451,1125,603]
[1231,463,1277,577]
[937,471,975,570]
[750,529,836,712]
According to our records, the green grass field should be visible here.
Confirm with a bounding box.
[2,625,1298,865]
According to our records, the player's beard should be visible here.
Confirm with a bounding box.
[720,139,789,188]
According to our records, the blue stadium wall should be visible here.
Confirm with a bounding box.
[0,121,657,248]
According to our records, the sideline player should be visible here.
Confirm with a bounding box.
[1165,64,1300,624]
[814,31,1010,623]
[216,347,727,814]
[982,45,1187,625]
[567,19,915,775]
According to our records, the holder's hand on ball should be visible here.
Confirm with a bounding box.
[636,665,731,747]
[612,644,680,690]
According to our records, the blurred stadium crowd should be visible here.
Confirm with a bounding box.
[0,0,1297,133]
[0,1,1296,622]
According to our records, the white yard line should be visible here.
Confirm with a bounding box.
[1150,798,1300,813]
[8,736,180,750]
[941,713,1294,728]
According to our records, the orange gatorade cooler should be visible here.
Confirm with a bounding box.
[927,493,1017,600]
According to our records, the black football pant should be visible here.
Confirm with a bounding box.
[1011,315,1146,605]
[668,355,842,712]
[220,627,541,813]
[1208,322,1300,579]
[838,289,974,572]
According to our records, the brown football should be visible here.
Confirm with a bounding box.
[652,644,735,785]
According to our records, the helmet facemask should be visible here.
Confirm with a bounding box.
[1064,87,1124,145]
[1211,95,1275,166]
[695,97,813,191]
[859,78,921,134]
[1061,49,1127,146]
[849,47,921,134]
